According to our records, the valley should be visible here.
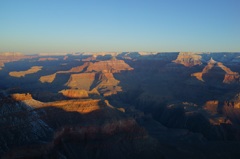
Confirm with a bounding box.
[1,52,240,159]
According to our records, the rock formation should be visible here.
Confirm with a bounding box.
[11,93,33,101]
[9,66,42,77]
[191,58,240,83]
[173,52,202,67]
[39,62,90,83]
[66,73,96,90]
[86,59,133,73]
[0,52,34,70]
[60,89,89,98]
[39,73,57,83]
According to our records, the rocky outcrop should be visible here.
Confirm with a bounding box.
[95,72,122,96]
[39,73,56,83]
[11,93,33,101]
[66,73,96,90]
[9,66,42,77]
[58,62,90,73]
[65,72,122,96]
[191,58,240,83]
[218,62,240,84]
[191,58,216,81]
[86,59,133,73]
[0,94,52,156]
[173,52,202,67]
[60,89,89,98]
[39,62,90,83]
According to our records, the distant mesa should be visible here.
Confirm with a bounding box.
[0,52,24,56]
[0,52,35,70]
[86,59,134,73]
[9,66,42,77]
[173,52,202,67]
[191,58,240,83]
[82,55,97,61]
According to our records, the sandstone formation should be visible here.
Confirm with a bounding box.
[191,58,240,83]
[65,72,122,96]
[86,59,133,73]
[11,93,33,101]
[39,73,56,83]
[39,62,90,83]
[66,73,96,90]
[60,89,89,98]
[9,66,42,77]
[173,52,202,67]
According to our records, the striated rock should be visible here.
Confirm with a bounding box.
[60,89,89,98]
[191,58,240,84]
[65,72,122,96]
[191,58,216,81]
[173,52,202,67]
[66,73,96,90]
[9,66,42,77]
[39,62,90,83]
[218,62,240,84]
[86,59,133,73]
[95,72,122,96]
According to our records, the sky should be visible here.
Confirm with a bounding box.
[0,0,240,54]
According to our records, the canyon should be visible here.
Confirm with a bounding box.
[1,52,240,159]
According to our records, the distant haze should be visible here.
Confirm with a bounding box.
[0,0,239,54]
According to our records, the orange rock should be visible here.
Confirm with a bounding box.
[11,93,33,101]
[9,66,42,77]
[60,89,89,98]
[173,52,202,67]
[39,73,56,83]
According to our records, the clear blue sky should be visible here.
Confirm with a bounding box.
[0,0,239,54]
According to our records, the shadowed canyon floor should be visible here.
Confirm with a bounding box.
[1,52,240,159]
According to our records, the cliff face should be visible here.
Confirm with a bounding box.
[86,59,133,73]
[65,73,96,90]
[173,52,202,67]
[0,94,53,155]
